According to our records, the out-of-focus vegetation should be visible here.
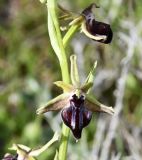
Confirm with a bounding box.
[0,0,142,159]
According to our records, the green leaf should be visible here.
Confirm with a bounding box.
[48,0,70,83]
[48,9,61,61]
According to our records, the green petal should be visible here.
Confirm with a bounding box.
[81,82,93,93]
[83,61,97,93]
[70,55,80,87]
[36,93,70,114]
[85,95,114,115]
[84,61,97,84]
[54,81,74,92]
[30,132,59,156]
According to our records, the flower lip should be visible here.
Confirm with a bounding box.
[70,94,85,108]
[85,20,113,44]
[61,94,92,139]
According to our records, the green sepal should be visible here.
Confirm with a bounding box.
[85,94,114,115]
[36,93,70,114]
[70,55,80,87]
[54,81,74,92]
[84,61,97,84]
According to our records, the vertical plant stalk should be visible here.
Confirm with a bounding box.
[47,0,79,159]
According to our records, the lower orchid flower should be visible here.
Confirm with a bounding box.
[36,55,114,139]
[3,132,59,160]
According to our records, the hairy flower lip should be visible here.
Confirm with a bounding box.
[84,20,113,44]
[61,94,92,139]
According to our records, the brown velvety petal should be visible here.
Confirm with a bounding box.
[36,93,70,114]
[85,20,113,43]
[61,94,92,139]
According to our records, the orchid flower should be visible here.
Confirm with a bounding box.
[37,55,114,139]
[3,132,59,160]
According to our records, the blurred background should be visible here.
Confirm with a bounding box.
[0,0,142,159]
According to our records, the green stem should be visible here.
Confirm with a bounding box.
[47,1,79,159]
[59,123,70,160]
[47,1,71,160]
[63,24,79,48]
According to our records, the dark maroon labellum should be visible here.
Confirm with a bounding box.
[81,3,113,44]
[61,94,92,139]
[85,20,113,44]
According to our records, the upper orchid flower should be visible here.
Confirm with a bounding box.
[38,2,113,44]
[36,55,114,139]
[60,3,113,44]
[80,3,113,44]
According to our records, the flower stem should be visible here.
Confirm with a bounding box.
[63,24,79,48]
